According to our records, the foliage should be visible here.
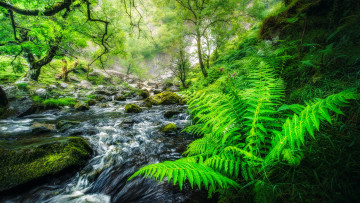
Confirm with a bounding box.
[42,98,76,108]
[130,43,359,199]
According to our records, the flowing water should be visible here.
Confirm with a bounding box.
[0,99,208,203]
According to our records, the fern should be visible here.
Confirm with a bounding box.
[265,90,358,166]
[129,52,358,198]
[128,158,239,193]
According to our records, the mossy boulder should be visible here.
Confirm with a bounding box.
[56,120,81,132]
[139,90,150,99]
[145,91,181,105]
[140,99,153,108]
[125,103,142,113]
[74,101,90,111]
[160,123,177,134]
[87,99,97,106]
[115,94,126,101]
[0,137,92,192]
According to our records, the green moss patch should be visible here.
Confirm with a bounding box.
[0,137,92,192]
[146,91,182,105]
[125,103,142,113]
[160,123,177,134]
[42,98,77,108]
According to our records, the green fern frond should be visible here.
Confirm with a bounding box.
[204,153,242,177]
[266,90,358,166]
[128,159,239,192]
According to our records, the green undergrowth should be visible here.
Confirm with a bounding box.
[42,98,77,108]
[132,0,360,201]
[32,96,77,108]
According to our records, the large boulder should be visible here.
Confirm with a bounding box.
[125,103,142,113]
[3,85,19,100]
[145,91,181,105]
[35,88,47,97]
[60,83,69,89]
[74,101,90,111]
[0,137,92,192]
[80,80,93,89]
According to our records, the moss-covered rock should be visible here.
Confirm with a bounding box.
[87,99,97,106]
[56,120,81,132]
[140,99,153,108]
[139,90,150,99]
[115,94,126,101]
[74,101,89,111]
[160,123,177,134]
[125,103,142,113]
[0,137,92,192]
[146,91,182,105]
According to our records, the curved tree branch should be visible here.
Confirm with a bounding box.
[0,0,72,16]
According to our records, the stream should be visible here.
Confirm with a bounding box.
[0,98,208,203]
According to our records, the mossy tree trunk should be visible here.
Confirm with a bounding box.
[23,39,60,81]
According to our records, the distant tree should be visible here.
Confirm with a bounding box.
[173,0,236,77]
[169,45,190,88]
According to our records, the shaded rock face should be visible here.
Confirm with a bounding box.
[115,94,126,101]
[164,110,181,118]
[0,137,92,192]
[146,91,182,105]
[74,101,90,111]
[2,97,34,119]
[56,120,81,133]
[3,86,18,100]
[125,104,142,113]
[87,99,97,106]
[139,90,150,99]
[0,86,8,107]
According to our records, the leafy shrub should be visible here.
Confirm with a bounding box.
[129,51,358,199]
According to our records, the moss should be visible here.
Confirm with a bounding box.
[0,137,92,192]
[86,94,97,100]
[125,103,142,113]
[160,123,177,133]
[42,98,77,108]
[146,91,182,105]
[74,101,89,110]
[259,0,323,40]
[16,83,28,91]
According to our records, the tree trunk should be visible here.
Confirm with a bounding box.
[26,63,41,81]
[196,32,208,78]
[0,86,8,107]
